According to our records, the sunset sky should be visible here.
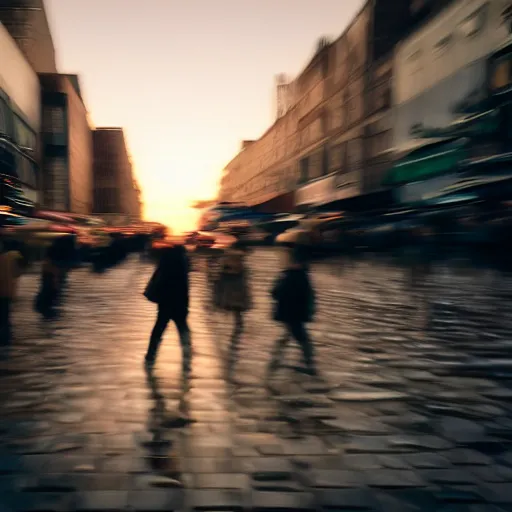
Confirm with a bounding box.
[44,0,362,233]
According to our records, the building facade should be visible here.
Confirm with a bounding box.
[326,5,369,205]
[393,0,509,149]
[217,0,466,211]
[0,21,40,212]
[0,0,57,73]
[39,73,93,214]
[218,42,332,212]
[92,128,141,221]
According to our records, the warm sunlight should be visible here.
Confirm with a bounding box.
[42,0,365,233]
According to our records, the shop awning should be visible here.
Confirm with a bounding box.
[384,139,466,186]
[459,152,512,170]
[448,108,499,137]
[425,174,512,200]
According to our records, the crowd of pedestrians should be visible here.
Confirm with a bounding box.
[142,239,319,383]
[0,232,149,350]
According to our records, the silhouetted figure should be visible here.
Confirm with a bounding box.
[0,239,23,346]
[268,245,317,378]
[144,245,191,370]
[214,241,252,373]
[34,242,62,319]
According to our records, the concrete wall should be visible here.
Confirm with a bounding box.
[65,77,93,214]
[0,0,57,73]
[0,22,40,131]
[40,74,93,214]
[92,128,139,217]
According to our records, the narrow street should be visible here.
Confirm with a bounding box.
[1,249,512,511]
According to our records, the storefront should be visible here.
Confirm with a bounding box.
[0,22,40,214]
[295,172,360,208]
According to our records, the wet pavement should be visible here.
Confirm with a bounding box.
[2,249,512,511]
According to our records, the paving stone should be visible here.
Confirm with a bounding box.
[330,390,408,402]
[367,470,426,489]
[317,488,376,509]
[188,489,245,511]
[447,449,493,466]
[434,489,484,504]
[422,469,477,485]
[74,491,128,511]
[249,459,294,481]
[479,483,512,504]
[309,469,364,488]
[127,490,184,511]
[3,491,75,512]
[193,473,249,490]
[439,418,486,444]
[405,453,451,469]
[251,490,315,511]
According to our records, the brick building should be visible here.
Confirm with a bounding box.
[92,128,141,221]
[217,0,460,211]
[0,0,57,73]
[39,73,93,213]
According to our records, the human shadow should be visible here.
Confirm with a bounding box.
[143,366,194,481]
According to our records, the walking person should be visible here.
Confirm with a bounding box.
[0,239,23,347]
[267,245,318,379]
[34,241,63,319]
[214,240,252,373]
[144,245,192,372]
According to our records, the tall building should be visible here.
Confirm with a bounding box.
[0,0,57,73]
[92,128,141,222]
[217,0,463,211]
[0,21,40,213]
[39,73,93,213]
[388,0,510,203]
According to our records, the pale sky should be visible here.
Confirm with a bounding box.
[44,0,363,232]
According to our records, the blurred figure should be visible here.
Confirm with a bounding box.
[144,245,191,371]
[268,245,318,378]
[34,242,62,319]
[214,240,252,371]
[0,239,23,346]
[54,234,78,288]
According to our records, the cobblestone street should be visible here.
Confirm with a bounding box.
[2,248,512,511]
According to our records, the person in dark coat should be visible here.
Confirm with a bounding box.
[144,245,192,371]
[267,245,317,377]
[34,241,62,319]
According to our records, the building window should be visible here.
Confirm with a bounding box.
[322,146,329,176]
[0,97,10,137]
[433,34,453,57]
[459,3,488,38]
[299,157,309,184]
[43,106,65,134]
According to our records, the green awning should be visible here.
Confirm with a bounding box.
[448,109,499,137]
[426,174,512,200]
[384,141,466,186]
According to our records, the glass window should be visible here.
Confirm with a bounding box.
[459,3,488,38]
[0,97,10,137]
[490,54,512,91]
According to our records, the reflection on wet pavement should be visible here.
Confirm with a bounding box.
[1,249,512,510]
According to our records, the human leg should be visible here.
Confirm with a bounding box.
[146,307,171,363]
[174,316,192,371]
[289,322,317,375]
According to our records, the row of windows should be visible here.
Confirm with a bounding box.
[0,92,37,151]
